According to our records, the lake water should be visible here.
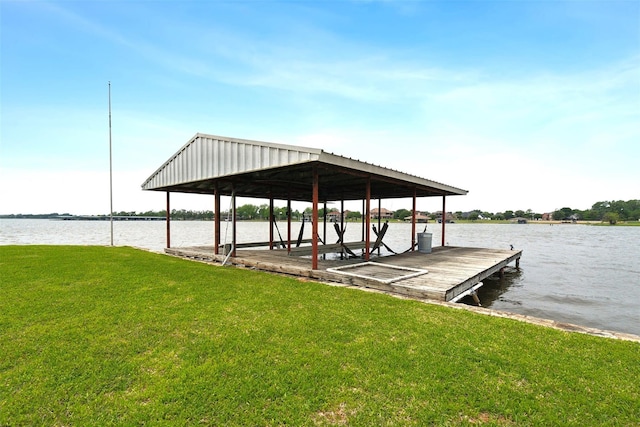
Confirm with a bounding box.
[2,219,639,336]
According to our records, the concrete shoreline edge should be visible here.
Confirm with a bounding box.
[322,278,640,343]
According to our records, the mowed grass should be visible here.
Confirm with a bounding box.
[1,246,638,426]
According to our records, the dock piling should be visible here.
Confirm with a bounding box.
[470,288,481,306]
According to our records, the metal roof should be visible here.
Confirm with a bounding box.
[141,133,468,202]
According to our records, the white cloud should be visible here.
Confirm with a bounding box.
[3,1,637,217]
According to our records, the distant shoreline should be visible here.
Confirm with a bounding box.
[2,216,638,226]
[0,215,165,221]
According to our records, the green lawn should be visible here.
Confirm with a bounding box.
[1,246,638,426]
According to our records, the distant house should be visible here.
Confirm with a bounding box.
[404,212,429,223]
[326,209,342,222]
[541,213,553,221]
[370,208,394,220]
[436,212,456,223]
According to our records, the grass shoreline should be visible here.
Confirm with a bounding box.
[1,245,638,425]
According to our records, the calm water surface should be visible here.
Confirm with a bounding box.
[2,219,639,336]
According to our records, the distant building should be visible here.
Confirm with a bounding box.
[370,207,394,220]
[403,212,430,223]
[460,211,489,220]
[326,209,342,222]
[435,212,456,223]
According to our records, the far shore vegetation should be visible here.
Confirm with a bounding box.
[2,199,639,225]
[1,245,639,426]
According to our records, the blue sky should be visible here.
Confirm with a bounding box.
[1,0,638,215]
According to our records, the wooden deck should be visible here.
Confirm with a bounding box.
[164,245,522,303]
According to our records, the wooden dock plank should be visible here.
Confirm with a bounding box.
[165,245,522,302]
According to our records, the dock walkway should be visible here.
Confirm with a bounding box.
[165,245,522,302]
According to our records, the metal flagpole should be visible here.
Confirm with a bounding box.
[108,82,114,246]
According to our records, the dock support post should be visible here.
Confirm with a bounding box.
[312,167,319,270]
[441,195,446,247]
[287,198,291,253]
[269,196,274,250]
[214,186,220,255]
[340,199,344,260]
[470,289,481,306]
[516,257,520,269]
[365,178,371,261]
[165,191,171,248]
[231,190,236,257]
[411,189,416,251]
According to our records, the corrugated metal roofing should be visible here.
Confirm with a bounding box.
[141,133,468,201]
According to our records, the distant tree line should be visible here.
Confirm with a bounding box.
[457,200,639,224]
[120,200,640,224]
[2,200,637,224]
[0,213,74,219]
[550,200,640,224]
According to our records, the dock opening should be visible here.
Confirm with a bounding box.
[327,261,428,284]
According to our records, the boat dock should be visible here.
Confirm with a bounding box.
[165,245,522,303]
[143,133,521,304]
